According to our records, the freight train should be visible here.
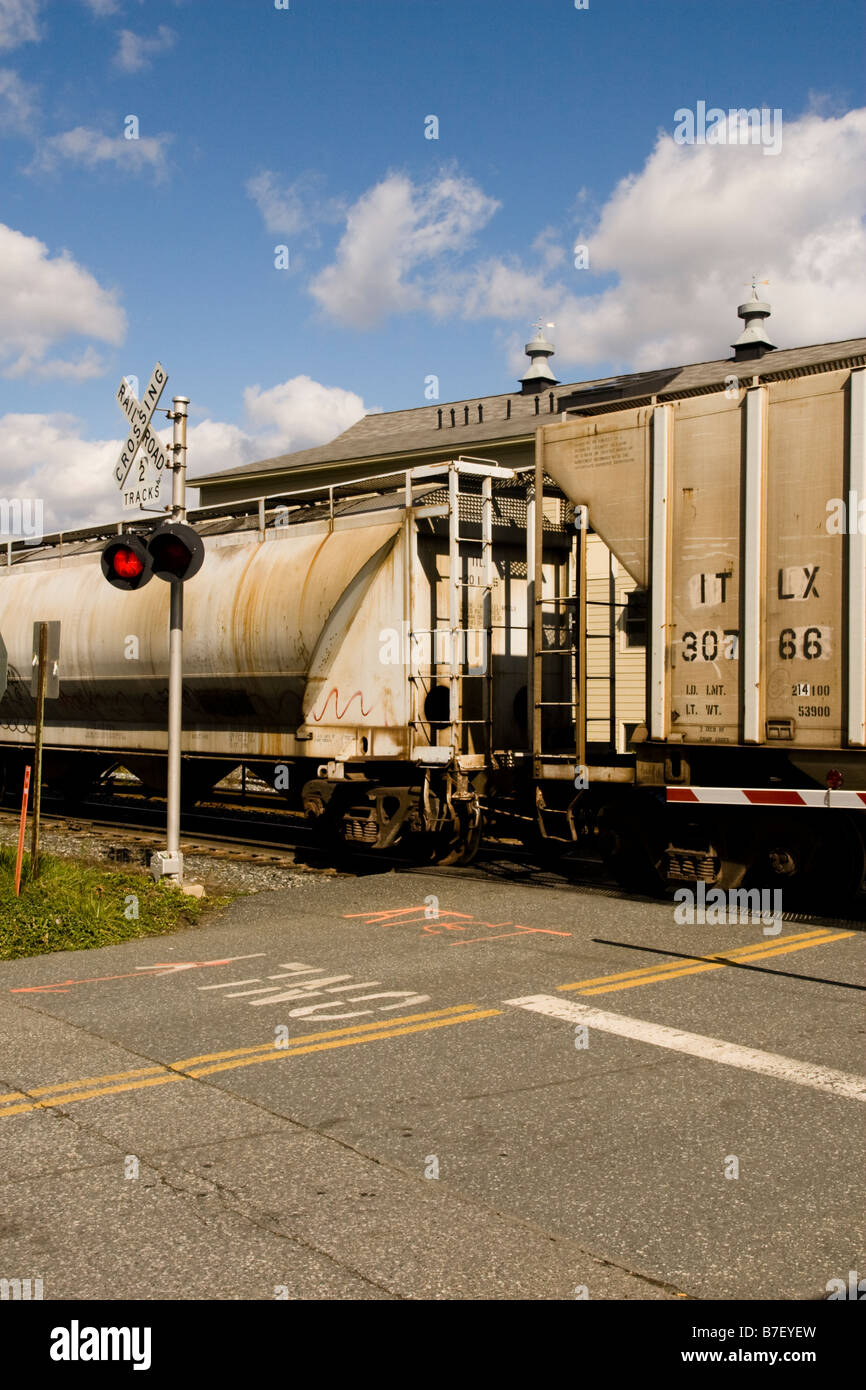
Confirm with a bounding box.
[1,347,865,908]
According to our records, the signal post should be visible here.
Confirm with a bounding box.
[165,396,189,883]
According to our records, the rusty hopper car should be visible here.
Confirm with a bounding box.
[537,350,866,905]
[0,461,581,864]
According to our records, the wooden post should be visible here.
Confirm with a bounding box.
[30,621,47,881]
[14,765,31,897]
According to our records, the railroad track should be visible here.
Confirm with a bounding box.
[0,800,306,867]
[0,790,607,883]
[2,794,864,929]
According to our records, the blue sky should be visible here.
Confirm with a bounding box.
[0,0,864,526]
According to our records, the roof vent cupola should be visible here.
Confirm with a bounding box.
[520,319,560,393]
[731,279,776,362]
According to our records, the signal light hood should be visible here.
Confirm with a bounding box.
[148,521,205,583]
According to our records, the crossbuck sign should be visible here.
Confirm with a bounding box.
[113,362,171,510]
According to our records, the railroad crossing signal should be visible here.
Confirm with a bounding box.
[105,377,193,886]
[101,523,204,591]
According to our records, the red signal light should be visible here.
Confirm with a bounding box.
[100,534,153,590]
[112,546,145,580]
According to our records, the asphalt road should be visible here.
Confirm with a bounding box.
[1,867,863,1301]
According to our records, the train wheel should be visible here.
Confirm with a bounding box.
[746,812,865,914]
[421,801,482,867]
[438,816,482,866]
[599,799,667,896]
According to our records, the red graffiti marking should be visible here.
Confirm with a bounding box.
[311,686,372,722]
[344,906,571,945]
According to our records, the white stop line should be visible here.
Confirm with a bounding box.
[505,995,866,1103]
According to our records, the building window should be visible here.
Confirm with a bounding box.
[623,589,647,647]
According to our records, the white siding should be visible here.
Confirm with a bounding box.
[585,535,646,749]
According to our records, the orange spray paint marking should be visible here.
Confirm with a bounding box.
[14,766,31,898]
[344,906,571,945]
[452,925,572,944]
[10,955,267,995]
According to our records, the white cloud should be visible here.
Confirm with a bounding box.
[0,412,127,532]
[0,375,371,531]
[0,64,36,133]
[460,106,866,372]
[81,0,121,15]
[0,222,125,379]
[303,108,866,373]
[114,24,176,74]
[0,0,40,51]
[31,124,171,178]
[185,418,257,482]
[309,172,500,328]
[549,106,866,367]
[246,169,346,254]
[532,226,567,271]
[462,256,554,325]
[4,345,107,381]
[243,374,366,457]
[180,375,368,493]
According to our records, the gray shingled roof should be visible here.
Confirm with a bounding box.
[193,336,866,486]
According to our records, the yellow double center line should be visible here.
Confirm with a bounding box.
[558,928,855,996]
[0,1003,501,1119]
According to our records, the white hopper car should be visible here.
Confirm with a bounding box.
[0,462,582,865]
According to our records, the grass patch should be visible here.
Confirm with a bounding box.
[0,847,228,960]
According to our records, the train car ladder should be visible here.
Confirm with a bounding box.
[531,444,587,780]
[585,544,618,751]
[406,460,513,761]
